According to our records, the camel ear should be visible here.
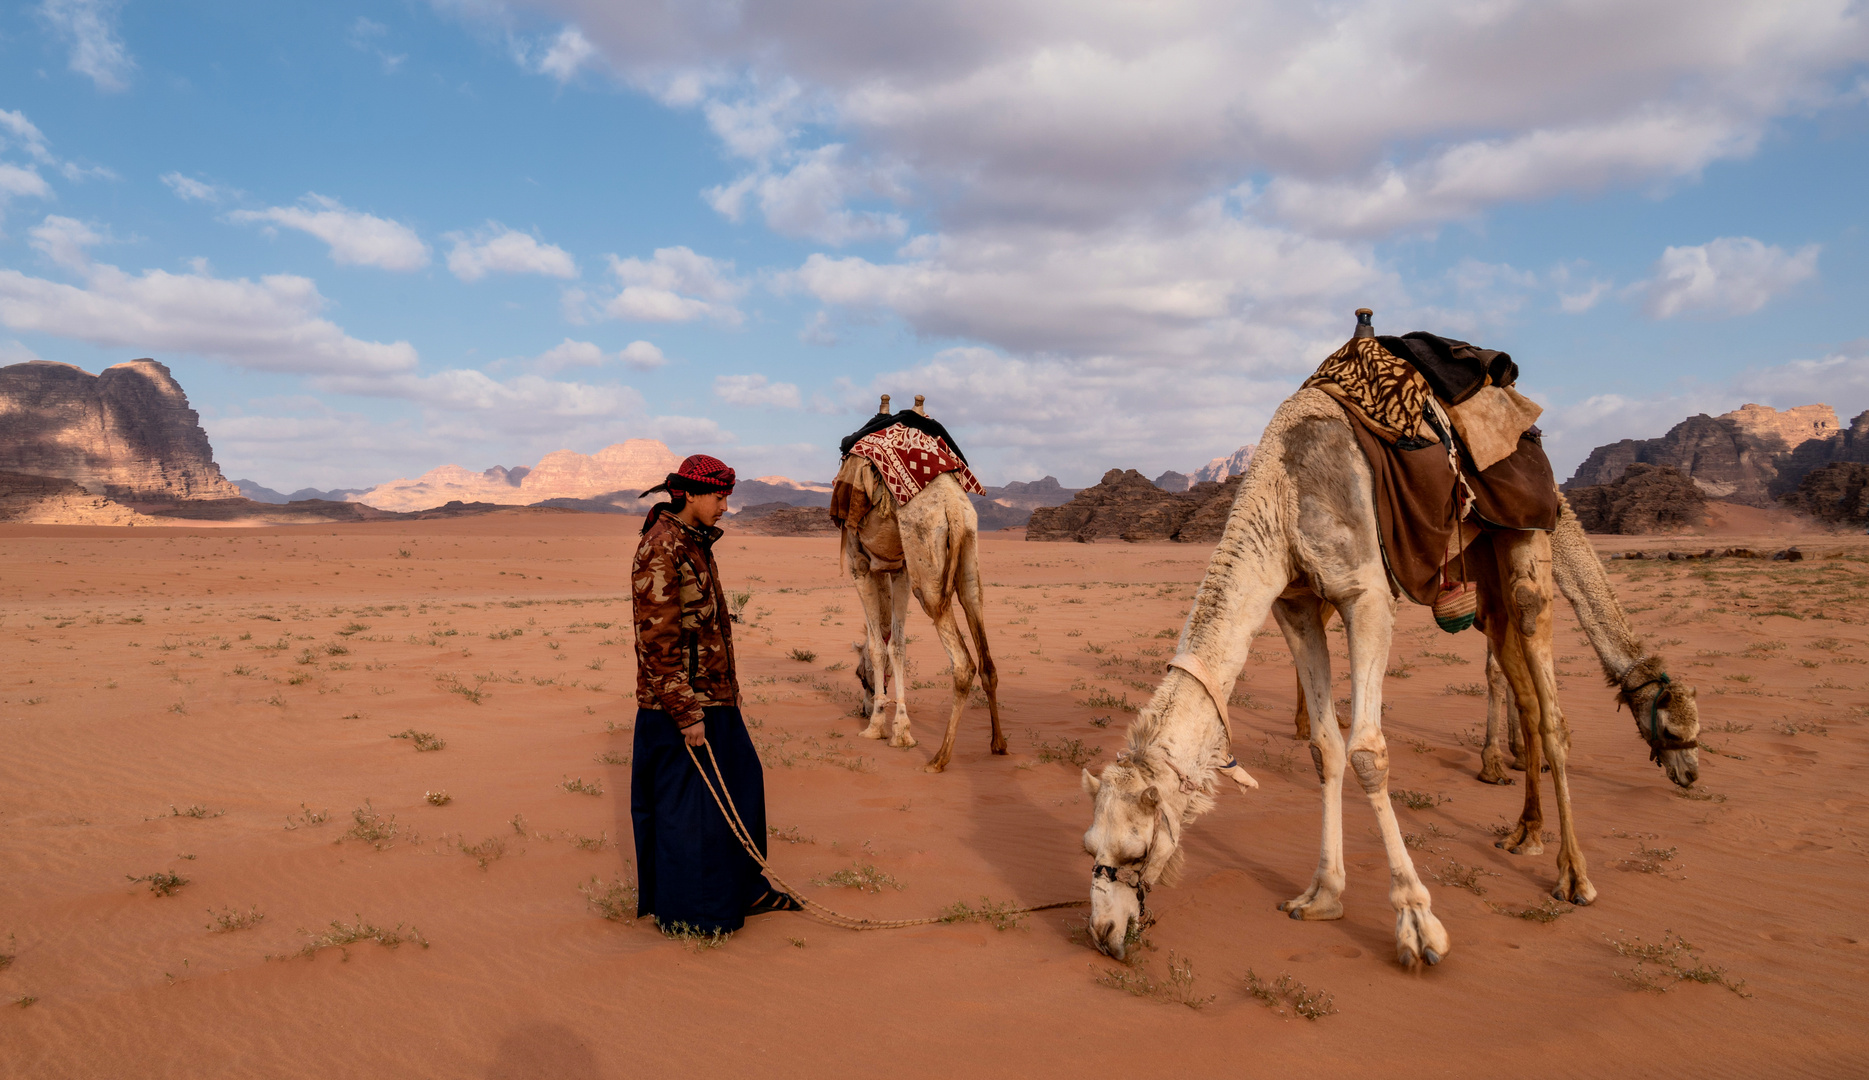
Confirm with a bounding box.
[1137,786,1160,814]
[1081,769,1101,796]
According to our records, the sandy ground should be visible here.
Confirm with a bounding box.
[1,513,1865,1078]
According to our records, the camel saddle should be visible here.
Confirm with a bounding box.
[1304,334,1559,606]
[830,454,907,572]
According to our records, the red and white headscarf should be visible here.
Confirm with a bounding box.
[640,454,736,498]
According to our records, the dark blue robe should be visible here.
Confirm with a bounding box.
[630,705,773,934]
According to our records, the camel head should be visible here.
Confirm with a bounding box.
[1622,663,1699,788]
[1079,752,1183,960]
[852,640,875,716]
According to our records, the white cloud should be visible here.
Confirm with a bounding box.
[714,373,802,409]
[528,26,599,82]
[0,110,52,163]
[0,234,418,376]
[619,340,667,370]
[317,367,644,422]
[484,0,1869,237]
[27,215,107,270]
[445,223,577,281]
[160,172,231,203]
[1635,237,1820,319]
[705,143,907,245]
[786,204,1387,363]
[0,165,52,201]
[347,16,407,73]
[229,194,431,271]
[1558,280,1613,315]
[531,337,606,372]
[39,0,135,92]
[603,246,745,324]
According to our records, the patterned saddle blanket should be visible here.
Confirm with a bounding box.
[839,425,983,508]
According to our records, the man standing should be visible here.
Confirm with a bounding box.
[630,454,800,934]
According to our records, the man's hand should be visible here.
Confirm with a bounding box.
[682,719,708,747]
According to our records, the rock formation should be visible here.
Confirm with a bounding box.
[1026,469,1241,543]
[0,359,240,500]
[0,471,161,525]
[730,504,838,535]
[352,439,683,512]
[970,476,1080,530]
[234,479,370,504]
[1152,470,1191,492]
[1565,403,1861,507]
[1779,462,1869,529]
[1565,464,1708,534]
[1190,445,1256,485]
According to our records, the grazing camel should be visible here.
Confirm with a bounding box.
[839,396,1005,773]
[1081,386,1590,969]
[1290,498,1701,790]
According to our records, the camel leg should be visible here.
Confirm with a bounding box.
[919,599,977,773]
[1498,531,1595,905]
[885,571,914,748]
[1290,603,1344,740]
[852,569,893,740]
[1272,595,1345,921]
[1485,560,1546,857]
[1477,645,1516,784]
[1338,588,1448,968]
[952,538,1006,755]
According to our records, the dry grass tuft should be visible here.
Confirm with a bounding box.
[127,871,188,897]
[560,775,604,796]
[580,875,637,922]
[206,906,265,933]
[289,918,429,960]
[812,860,904,894]
[424,790,452,806]
[1244,969,1338,1019]
[1487,898,1575,923]
[1608,931,1749,997]
[1389,789,1447,810]
[389,728,446,751]
[939,898,1027,930]
[1431,859,1501,895]
[1035,737,1103,768]
[345,801,398,847]
[1094,951,1215,1010]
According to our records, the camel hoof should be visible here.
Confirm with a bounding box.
[1281,898,1343,921]
[1423,948,1442,966]
[989,740,1008,756]
[890,732,918,749]
[921,762,946,774]
[859,726,886,740]
[1475,769,1515,786]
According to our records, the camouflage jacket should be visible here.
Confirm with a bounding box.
[632,513,739,727]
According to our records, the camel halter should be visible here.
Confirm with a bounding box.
[1165,653,1259,791]
[682,741,1086,931]
[1620,672,1697,765]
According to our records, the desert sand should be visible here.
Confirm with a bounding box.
[1,514,1866,1078]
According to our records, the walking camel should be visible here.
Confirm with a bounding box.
[838,395,1005,773]
[1290,498,1701,789]
[1082,386,1598,968]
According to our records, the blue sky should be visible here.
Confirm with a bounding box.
[2,1,1866,492]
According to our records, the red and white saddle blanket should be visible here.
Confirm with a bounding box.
[847,425,983,506]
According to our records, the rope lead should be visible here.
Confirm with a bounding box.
[682,741,1087,931]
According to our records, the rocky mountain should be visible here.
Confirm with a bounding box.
[351,440,684,512]
[0,359,240,500]
[234,479,371,504]
[1152,470,1192,492]
[1565,403,1862,507]
[0,471,161,525]
[1191,445,1256,485]
[1564,464,1708,534]
[1779,462,1869,528]
[1027,468,1243,543]
[970,476,1080,530]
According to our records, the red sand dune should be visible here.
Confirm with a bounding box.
[1,515,1865,1077]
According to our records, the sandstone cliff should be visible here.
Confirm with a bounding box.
[1565,403,1862,507]
[1190,445,1256,485]
[1780,462,1869,529]
[1565,464,1708,534]
[1026,469,1241,543]
[0,359,240,500]
[352,439,683,512]
[0,471,163,525]
[970,476,1079,530]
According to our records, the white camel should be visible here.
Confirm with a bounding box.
[840,396,1005,773]
[1081,387,1588,969]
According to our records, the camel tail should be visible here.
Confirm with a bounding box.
[931,490,968,622]
[958,524,995,678]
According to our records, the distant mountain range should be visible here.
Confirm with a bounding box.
[234,480,371,504]
[1565,403,1869,507]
